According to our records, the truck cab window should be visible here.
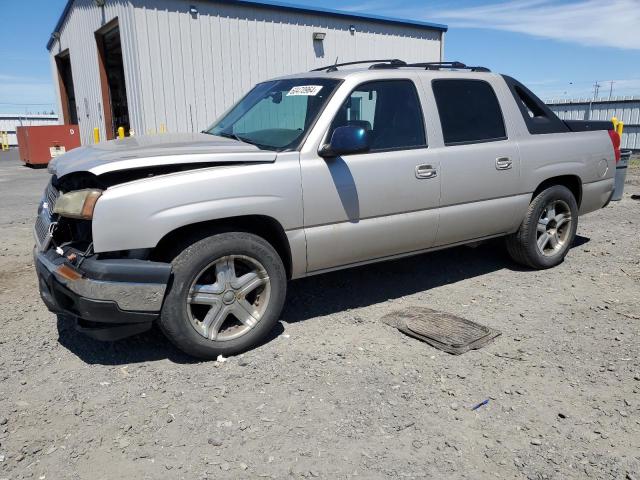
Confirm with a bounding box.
[432,79,507,146]
[502,75,569,135]
[329,80,427,152]
[207,78,341,151]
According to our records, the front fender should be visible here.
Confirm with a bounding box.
[92,155,302,253]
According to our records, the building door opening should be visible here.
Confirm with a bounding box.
[96,20,129,139]
[55,51,78,125]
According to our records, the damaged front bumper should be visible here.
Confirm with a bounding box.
[34,247,171,341]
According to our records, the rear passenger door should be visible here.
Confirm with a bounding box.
[300,79,441,272]
[429,78,523,246]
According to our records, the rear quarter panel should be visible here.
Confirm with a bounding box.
[517,130,615,214]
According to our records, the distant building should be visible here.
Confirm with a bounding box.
[0,114,59,147]
[47,0,447,145]
[547,97,640,151]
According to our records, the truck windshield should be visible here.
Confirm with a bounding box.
[205,78,341,151]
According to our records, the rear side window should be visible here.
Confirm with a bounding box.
[432,79,507,146]
[329,80,426,152]
[502,75,569,135]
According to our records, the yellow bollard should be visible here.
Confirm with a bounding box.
[118,126,125,139]
[93,128,100,144]
[2,131,9,151]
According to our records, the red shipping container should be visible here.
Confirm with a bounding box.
[17,125,81,167]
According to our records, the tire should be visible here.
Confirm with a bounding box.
[159,232,287,359]
[506,185,578,269]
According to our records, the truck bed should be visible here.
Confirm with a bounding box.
[564,119,613,132]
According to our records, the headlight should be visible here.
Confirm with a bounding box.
[53,189,103,220]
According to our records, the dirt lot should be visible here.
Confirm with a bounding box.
[0,150,639,480]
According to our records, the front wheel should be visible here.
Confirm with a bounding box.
[506,185,578,269]
[159,232,287,359]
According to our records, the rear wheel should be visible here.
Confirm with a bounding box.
[506,185,578,269]
[159,232,286,359]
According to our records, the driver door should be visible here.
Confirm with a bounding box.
[300,79,441,273]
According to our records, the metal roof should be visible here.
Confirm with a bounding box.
[546,96,640,105]
[47,0,448,50]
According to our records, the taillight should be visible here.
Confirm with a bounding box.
[608,129,621,163]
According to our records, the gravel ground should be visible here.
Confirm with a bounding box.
[0,150,639,480]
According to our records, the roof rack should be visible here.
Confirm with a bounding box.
[311,59,407,72]
[406,61,491,72]
[369,59,408,69]
[311,59,490,73]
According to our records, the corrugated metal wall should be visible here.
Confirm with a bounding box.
[49,0,442,144]
[130,0,442,135]
[49,0,137,145]
[0,115,59,146]
[548,97,640,151]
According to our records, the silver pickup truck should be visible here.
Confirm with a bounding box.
[34,60,620,359]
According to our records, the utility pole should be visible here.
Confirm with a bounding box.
[608,80,615,99]
[588,81,602,120]
[593,81,601,100]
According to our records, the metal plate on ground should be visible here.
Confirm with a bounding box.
[381,307,501,355]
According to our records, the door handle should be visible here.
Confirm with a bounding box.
[495,157,512,170]
[415,164,437,179]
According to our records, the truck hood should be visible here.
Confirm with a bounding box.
[49,133,277,178]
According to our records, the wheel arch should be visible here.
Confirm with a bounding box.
[532,175,582,208]
[153,215,293,279]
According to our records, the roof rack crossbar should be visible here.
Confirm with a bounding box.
[408,61,468,69]
[369,59,408,69]
[311,59,407,72]
[406,61,491,72]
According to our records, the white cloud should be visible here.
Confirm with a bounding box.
[526,78,640,101]
[421,0,640,50]
[0,73,37,83]
[339,0,640,99]
[0,73,56,112]
[612,78,640,90]
[341,1,394,12]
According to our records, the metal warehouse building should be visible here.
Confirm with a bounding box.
[547,97,640,151]
[48,0,447,145]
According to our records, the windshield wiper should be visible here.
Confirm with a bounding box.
[213,131,278,151]
[217,131,258,146]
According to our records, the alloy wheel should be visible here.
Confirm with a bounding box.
[187,255,271,341]
[536,199,572,257]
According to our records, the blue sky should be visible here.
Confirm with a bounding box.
[0,0,638,114]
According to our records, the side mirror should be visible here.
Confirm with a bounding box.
[319,125,371,158]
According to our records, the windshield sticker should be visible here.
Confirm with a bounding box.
[287,85,323,96]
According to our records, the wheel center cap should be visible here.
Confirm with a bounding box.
[222,290,235,305]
